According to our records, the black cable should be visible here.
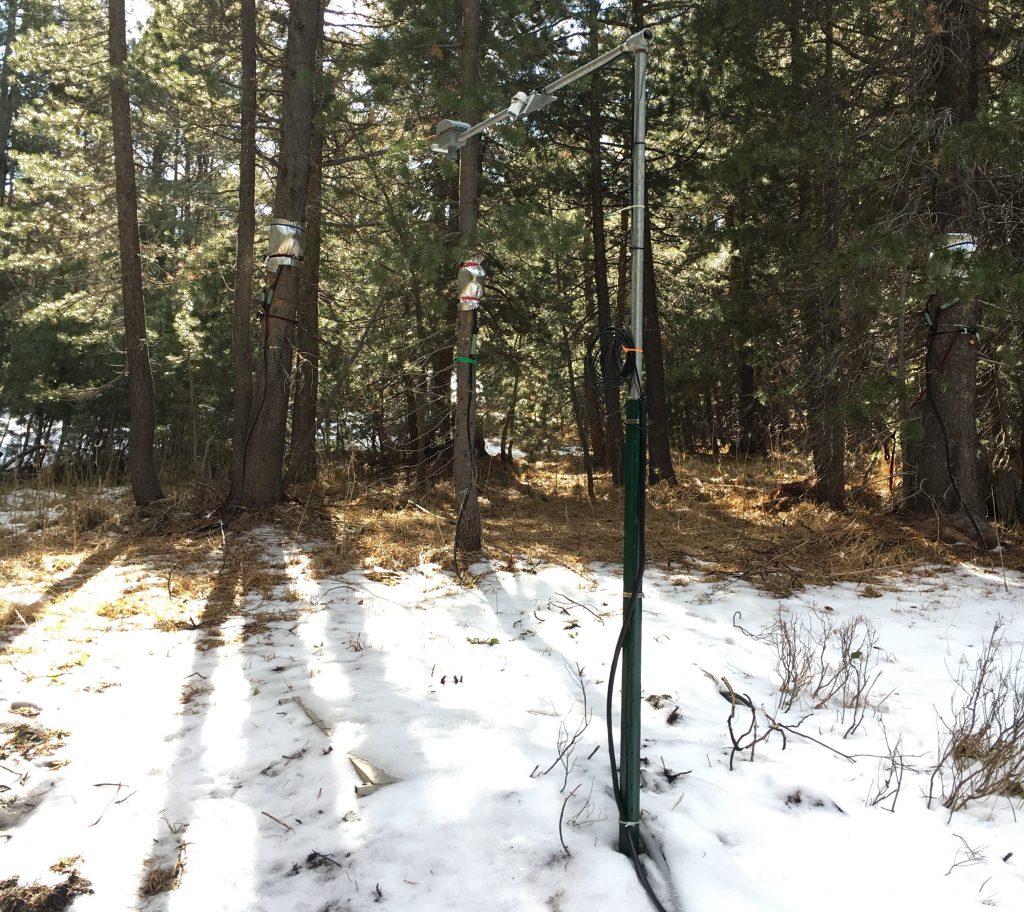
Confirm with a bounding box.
[587,326,637,389]
[589,327,673,912]
[922,297,989,551]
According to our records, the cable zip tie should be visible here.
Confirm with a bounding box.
[459,261,481,268]
[622,346,643,353]
[619,819,640,828]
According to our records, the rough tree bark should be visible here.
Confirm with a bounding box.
[729,208,768,456]
[631,0,675,485]
[907,0,996,547]
[108,0,163,505]
[285,111,324,485]
[228,0,257,506]
[240,0,320,504]
[790,0,846,510]
[429,170,459,458]
[453,0,482,552]
[0,0,17,204]
[582,269,606,465]
[587,0,623,482]
[641,188,676,484]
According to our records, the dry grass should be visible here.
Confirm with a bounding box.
[0,483,298,649]
[294,454,1024,595]
[139,840,187,896]
[2,454,1021,647]
[0,870,93,912]
[0,723,69,761]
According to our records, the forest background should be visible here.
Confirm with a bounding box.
[1,0,1023,559]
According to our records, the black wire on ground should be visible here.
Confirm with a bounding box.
[922,297,989,551]
[588,327,673,912]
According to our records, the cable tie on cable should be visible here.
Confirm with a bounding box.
[454,356,476,364]
[459,261,480,268]
[622,346,643,353]
[619,819,640,828]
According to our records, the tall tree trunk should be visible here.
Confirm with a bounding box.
[729,209,768,456]
[412,285,430,488]
[587,0,623,483]
[241,0,320,504]
[582,268,606,466]
[737,361,764,455]
[500,368,520,462]
[789,0,845,510]
[813,5,846,508]
[704,383,719,460]
[108,0,163,505]
[285,115,324,485]
[430,170,459,457]
[0,0,17,204]
[562,325,596,500]
[908,0,995,546]
[641,189,676,484]
[228,0,258,505]
[615,209,629,327]
[454,0,482,552]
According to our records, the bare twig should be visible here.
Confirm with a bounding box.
[261,810,295,833]
[558,784,581,856]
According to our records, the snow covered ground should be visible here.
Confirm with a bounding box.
[2,528,1023,912]
[0,489,66,531]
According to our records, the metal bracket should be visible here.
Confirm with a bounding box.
[429,30,653,160]
[431,119,471,160]
[508,91,557,118]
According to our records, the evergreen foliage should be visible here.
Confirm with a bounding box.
[0,0,1021,521]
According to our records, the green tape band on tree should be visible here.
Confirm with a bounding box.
[454,356,476,364]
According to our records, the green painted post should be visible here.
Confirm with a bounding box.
[619,397,644,852]
[619,34,648,856]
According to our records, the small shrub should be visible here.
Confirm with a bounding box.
[733,608,883,735]
[929,620,1024,814]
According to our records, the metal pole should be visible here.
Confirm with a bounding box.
[428,24,654,859]
[619,30,648,857]
[541,35,635,95]
[434,31,653,156]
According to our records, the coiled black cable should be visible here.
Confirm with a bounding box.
[586,326,638,389]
